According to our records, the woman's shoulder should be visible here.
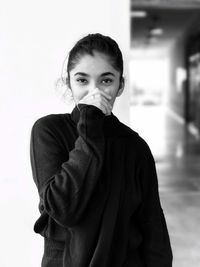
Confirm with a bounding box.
[31,112,71,133]
[118,121,142,142]
[119,121,152,153]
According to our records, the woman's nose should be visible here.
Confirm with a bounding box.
[88,82,99,93]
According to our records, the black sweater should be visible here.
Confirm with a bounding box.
[30,104,173,267]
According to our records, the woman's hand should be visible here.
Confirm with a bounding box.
[78,88,113,115]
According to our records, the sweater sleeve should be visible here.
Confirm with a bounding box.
[137,139,173,267]
[30,104,105,228]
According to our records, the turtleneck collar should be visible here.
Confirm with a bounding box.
[70,105,123,137]
[70,105,82,125]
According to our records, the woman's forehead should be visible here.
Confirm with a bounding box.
[70,51,119,76]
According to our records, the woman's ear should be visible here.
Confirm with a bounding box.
[116,77,125,97]
[66,77,71,89]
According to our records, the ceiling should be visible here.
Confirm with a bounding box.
[131,0,200,10]
[130,7,200,56]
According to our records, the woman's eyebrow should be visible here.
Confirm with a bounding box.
[74,72,89,77]
[74,72,115,77]
[101,72,115,77]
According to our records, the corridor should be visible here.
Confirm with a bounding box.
[130,105,200,267]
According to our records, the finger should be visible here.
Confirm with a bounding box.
[80,93,112,109]
[85,88,112,101]
[78,94,96,105]
[93,89,112,101]
[78,99,111,115]
[99,90,112,100]
[78,91,112,114]
[95,99,112,115]
[99,97,113,110]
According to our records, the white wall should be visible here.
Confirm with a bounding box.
[0,1,130,266]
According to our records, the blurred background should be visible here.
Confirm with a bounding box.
[130,1,200,267]
[0,0,200,266]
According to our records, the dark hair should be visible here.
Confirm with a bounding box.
[66,33,124,83]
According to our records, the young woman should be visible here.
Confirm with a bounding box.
[30,33,173,267]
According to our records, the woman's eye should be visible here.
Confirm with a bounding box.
[101,78,113,84]
[76,78,88,84]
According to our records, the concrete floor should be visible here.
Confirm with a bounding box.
[130,105,200,267]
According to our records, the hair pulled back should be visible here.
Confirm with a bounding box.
[67,33,124,82]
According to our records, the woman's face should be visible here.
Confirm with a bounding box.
[69,51,124,106]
